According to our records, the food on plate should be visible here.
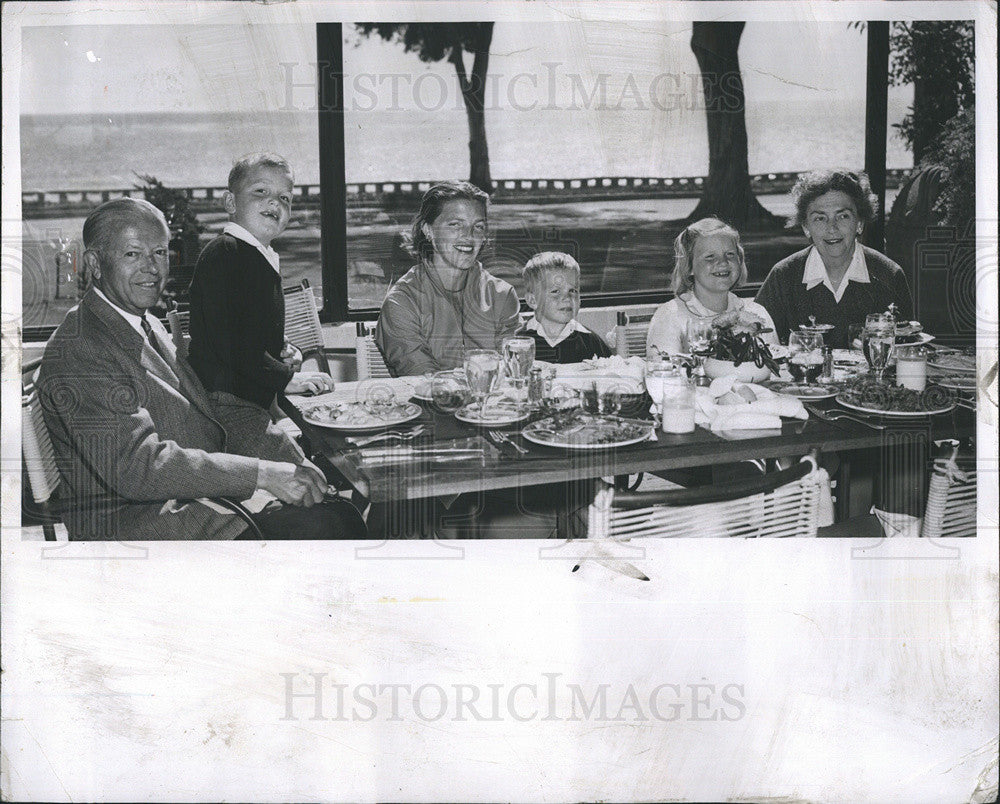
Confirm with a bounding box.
[838,376,954,413]
[303,400,419,428]
[523,410,652,446]
[928,350,975,373]
[767,381,839,398]
[893,320,923,343]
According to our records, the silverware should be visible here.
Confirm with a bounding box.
[805,404,886,430]
[489,430,528,454]
[347,425,426,446]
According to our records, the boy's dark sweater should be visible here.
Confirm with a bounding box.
[187,233,293,410]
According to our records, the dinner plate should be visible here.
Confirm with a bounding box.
[454,402,529,426]
[767,381,840,399]
[522,414,654,449]
[935,375,976,392]
[928,351,976,374]
[835,393,956,417]
[895,331,934,346]
[302,401,422,430]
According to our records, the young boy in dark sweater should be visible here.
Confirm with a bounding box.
[519,252,611,363]
[188,153,332,431]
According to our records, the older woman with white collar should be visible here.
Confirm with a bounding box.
[755,169,913,348]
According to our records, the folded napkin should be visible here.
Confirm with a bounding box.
[695,376,807,432]
[554,356,646,393]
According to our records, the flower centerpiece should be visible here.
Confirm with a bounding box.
[702,309,781,381]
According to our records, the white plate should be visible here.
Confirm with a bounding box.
[835,393,956,418]
[412,369,465,401]
[767,381,840,399]
[928,352,976,374]
[302,401,422,430]
[454,403,529,426]
[522,415,654,449]
[895,331,934,346]
[936,375,976,392]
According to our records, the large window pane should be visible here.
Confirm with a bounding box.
[20,24,318,330]
[339,20,914,311]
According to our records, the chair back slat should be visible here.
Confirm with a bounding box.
[22,393,62,504]
[355,322,392,380]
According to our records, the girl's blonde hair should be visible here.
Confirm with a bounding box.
[670,217,747,295]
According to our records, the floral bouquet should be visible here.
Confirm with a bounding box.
[706,309,780,375]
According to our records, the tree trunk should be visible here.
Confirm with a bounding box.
[449,22,494,194]
[688,21,777,229]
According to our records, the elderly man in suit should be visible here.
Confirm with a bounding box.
[37,197,364,540]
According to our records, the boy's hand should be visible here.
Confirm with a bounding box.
[286,371,335,396]
[280,341,303,372]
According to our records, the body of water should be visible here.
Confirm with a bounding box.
[20,96,911,191]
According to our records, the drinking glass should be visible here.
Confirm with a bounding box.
[645,357,682,428]
[581,381,621,416]
[863,314,896,384]
[787,332,825,385]
[686,318,715,378]
[463,349,501,418]
[431,370,471,413]
[501,336,535,392]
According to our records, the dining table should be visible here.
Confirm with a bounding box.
[284,359,977,531]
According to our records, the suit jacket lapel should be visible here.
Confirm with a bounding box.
[83,292,222,427]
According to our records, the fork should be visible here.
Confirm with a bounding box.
[489,429,528,454]
[347,425,426,447]
[805,405,885,430]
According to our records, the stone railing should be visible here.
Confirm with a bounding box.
[22,169,912,218]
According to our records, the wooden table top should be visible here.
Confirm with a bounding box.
[289,383,975,503]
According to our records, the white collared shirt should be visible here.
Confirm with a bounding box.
[802,243,869,303]
[223,221,280,275]
[523,315,589,348]
[92,286,158,339]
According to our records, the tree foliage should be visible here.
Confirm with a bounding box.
[355,23,495,192]
[887,21,975,162]
[917,107,975,227]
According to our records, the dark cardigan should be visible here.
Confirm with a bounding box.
[519,324,612,364]
[187,234,294,410]
[754,245,914,348]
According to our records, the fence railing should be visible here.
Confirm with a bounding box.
[22,169,913,218]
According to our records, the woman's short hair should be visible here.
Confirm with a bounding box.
[228,152,293,192]
[82,197,168,256]
[405,180,490,261]
[670,217,747,295]
[789,169,878,228]
[522,251,580,296]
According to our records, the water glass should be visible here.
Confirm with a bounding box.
[787,331,824,384]
[581,382,621,416]
[431,370,471,413]
[863,314,895,384]
[501,336,535,390]
[464,349,501,417]
[686,318,715,378]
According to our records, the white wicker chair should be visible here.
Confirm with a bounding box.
[614,311,655,358]
[22,390,63,541]
[165,303,190,357]
[355,322,392,380]
[920,456,976,538]
[588,458,822,540]
[283,278,330,374]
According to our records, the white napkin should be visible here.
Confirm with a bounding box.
[695,377,807,432]
[554,356,646,393]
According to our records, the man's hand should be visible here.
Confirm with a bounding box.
[257,460,327,506]
[285,371,334,396]
[280,341,304,372]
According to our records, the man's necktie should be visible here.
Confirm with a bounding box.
[140,316,168,361]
